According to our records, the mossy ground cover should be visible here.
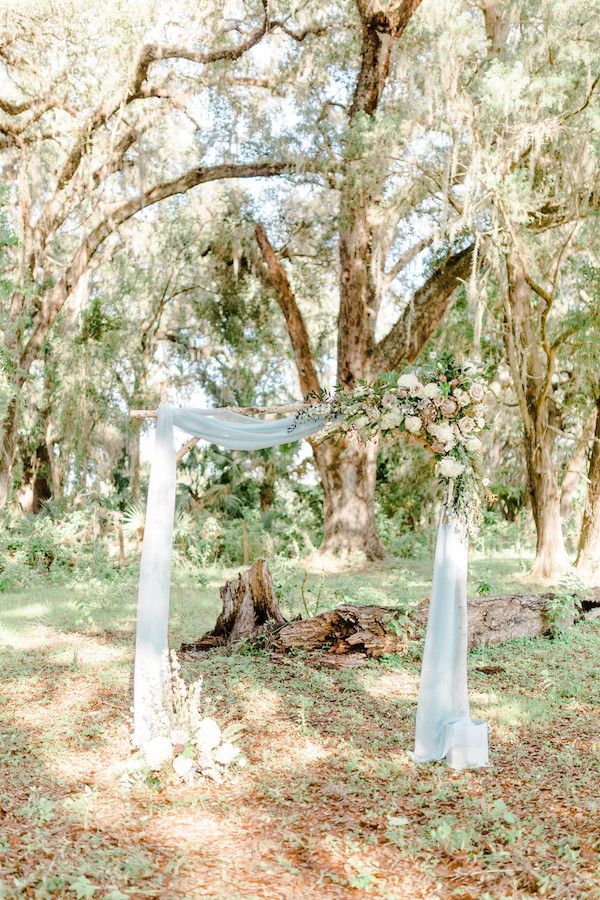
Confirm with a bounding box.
[0,558,598,898]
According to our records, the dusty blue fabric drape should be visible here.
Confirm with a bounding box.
[134,403,488,769]
[411,511,488,768]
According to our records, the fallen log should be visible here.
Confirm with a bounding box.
[414,587,600,648]
[275,604,407,659]
[181,560,600,659]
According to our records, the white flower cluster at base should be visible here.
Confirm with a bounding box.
[125,651,245,788]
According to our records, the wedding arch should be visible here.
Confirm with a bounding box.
[131,358,490,770]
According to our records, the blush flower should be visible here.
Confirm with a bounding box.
[440,397,459,417]
[398,373,420,390]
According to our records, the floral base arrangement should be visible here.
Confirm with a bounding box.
[123,651,245,788]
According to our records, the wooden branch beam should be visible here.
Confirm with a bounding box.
[129,401,316,419]
[176,437,199,462]
[130,409,158,419]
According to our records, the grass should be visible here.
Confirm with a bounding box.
[0,556,599,898]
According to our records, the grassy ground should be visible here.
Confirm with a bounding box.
[0,557,599,898]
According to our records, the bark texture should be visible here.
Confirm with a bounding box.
[415,588,600,646]
[312,433,385,559]
[503,253,569,580]
[276,603,407,661]
[181,559,286,650]
[576,396,600,583]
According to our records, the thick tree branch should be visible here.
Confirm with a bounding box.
[53,16,272,193]
[350,0,423,117]
[254,222,321,397]
[36,111,161,246]
[384,233,435,288]
[18,160,296,374]
[371,244,473,373]
[337,0,423,389]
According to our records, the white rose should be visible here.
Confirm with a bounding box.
[352,416,370,430]
[213,741,240,766]
[453,388,471,408]
[436,457,466,478]
[475,417,485,429]
[144,736,173,771]
[469,383,486,401]
[398,373,420,390]
[422,382,442,399]
[404,415,422,434]
[472,404,486,419]
[459,416,476,434]
[428,422,455,444]
[465,436,482,452]
[173,754,194,779]
[195,717,222,751]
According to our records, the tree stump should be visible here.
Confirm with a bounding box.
[180,560,406,661]
[181,559,287,651]
[181,559,287,652]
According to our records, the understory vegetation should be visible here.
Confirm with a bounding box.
[1,572,598,898]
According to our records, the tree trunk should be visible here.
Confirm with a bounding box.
[259,459,276,513]
[313,433,386,560]
[0,398,20,514]
[504,252,569,582]
[130,418,141,503]
[576,397,600,584]
[526,422,570,581]
[561,410,597,516]
[414,589,600,646]
[27,443,53,513]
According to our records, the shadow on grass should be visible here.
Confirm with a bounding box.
[0,571,598,897]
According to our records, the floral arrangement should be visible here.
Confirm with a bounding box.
[125,651,245,787]
[293,353,489,534]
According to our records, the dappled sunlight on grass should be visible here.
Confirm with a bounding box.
[358,668,419,700]
[1,623,131,663]
[1,602,54,619]
[0,568,598,897]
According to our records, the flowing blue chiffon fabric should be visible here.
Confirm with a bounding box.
[133,403,488,768]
